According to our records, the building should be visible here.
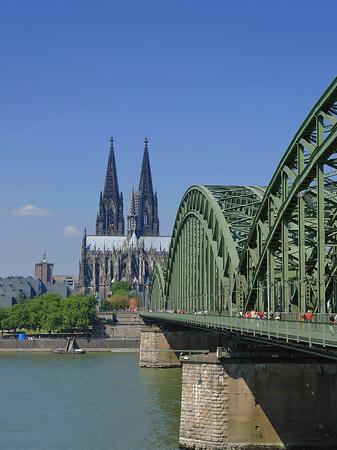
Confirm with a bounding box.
[35,250,54,284]
[0,276,74,308]
[53,275,77,290]
[78,137,170,299]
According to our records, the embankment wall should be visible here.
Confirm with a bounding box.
[0,338,140,352]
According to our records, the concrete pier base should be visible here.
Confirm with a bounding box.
[139,326,229,368]
[179,354,337,450]
[139,327,181,367]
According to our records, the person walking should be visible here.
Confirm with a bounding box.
[305,310,313,323]
[329,314,335,335]
[299,311,305,332]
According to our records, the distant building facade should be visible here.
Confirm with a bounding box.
[35,251,54,284]
[0,276,74,308]
[78,137,170,299]
[53,275,77,290]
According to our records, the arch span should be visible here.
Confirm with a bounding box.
[150,77,337,315]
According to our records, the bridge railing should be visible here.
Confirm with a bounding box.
[141,312,337,350]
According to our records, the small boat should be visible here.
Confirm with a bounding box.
[52,348,86,354]
[52,338,86,354]
[74,348,86,354]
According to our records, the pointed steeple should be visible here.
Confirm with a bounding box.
[129,181,136,216]
[127,181,138,240]
[96,137,124,236]
[103,137,119,199]
[139,137,154,201]
[137,138,159,236]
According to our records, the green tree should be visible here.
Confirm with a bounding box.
[26,297,44,331]
[110,294,129,310]
[100,300,114,311]
[110,281,132,295]
[2,304,29,336]
[16,291,27,304]
[61,294,97,335]
[41,294,63,336]
[0,308,7,336]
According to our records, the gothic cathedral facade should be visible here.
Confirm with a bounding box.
[78,138,170,299]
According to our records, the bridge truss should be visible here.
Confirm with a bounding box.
[150,78,337,315]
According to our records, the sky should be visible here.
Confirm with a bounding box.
[1,0,337,278]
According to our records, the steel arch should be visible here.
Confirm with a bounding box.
[149,263,166,311]
[150,77,337,316]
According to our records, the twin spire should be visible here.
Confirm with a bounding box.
[96,137,159,238]
[103,137,119,200]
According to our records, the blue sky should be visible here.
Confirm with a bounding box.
[1,0,336,277]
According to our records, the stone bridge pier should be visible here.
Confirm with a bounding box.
[139,326,337,449]
[139,324,230,368]
[179,353,337,450]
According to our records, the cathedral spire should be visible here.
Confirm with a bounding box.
[96,137,124,236]
[137,137,159,236]
[103,137,119,200]
[139,137,154,200]
[127,181,138,239]
[129,181,136,216]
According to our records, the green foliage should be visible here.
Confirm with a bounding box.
[100,300,114,311]
[16,291,27,304]
[0,308,8,335]
[110,281,132,295]
[110,294,129,310]
[112,288,129,296]
[0,293,98,335]
[2,304,29,335]
[100,294,130,311]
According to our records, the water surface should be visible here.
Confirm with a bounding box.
[0,352,181,450]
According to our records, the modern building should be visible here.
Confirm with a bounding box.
[0,276,74,308]
[35,250,54,284]
[53,275,77,290]
[78,137,170,299]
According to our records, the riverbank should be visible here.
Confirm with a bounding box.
[0,337,140,352]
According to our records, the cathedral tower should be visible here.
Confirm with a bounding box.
[96,138,124,235]
[137,138,159,236]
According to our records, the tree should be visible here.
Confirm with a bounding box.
[110,294,129,310]
[31,293,63,335]
[61,294,97,335]
[110,281,132,296]
[100,300,114,311]
[0,308,7,336]
[2,304,29,336]
[16,291,27,304]
[42,296,62,336]
[26,297,44,331]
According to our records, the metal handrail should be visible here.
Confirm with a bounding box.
[141,312,337,350]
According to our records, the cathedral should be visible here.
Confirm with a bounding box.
[78,138,170,299]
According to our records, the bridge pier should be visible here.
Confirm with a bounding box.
[139,326,231,368]
[139,326,181,367]
[179,353,337,449]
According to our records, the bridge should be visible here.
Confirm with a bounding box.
[139,78,337,449]
[147,77,337,356]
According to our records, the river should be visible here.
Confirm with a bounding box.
[0,352,181,450]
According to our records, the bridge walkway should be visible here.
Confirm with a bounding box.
[141,312,337,360]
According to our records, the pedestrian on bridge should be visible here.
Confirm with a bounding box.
[305,310,313,323]
[329,314,335,335]
[299,312,305,332]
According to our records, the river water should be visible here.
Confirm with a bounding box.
[0,352,181,450]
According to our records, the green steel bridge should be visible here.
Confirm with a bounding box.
[145,77,337,359]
